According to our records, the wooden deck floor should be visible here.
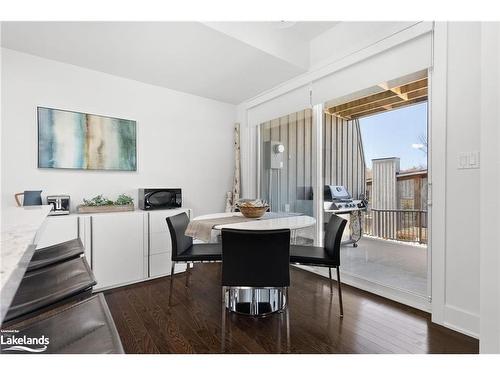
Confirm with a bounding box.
[104,263,478,354]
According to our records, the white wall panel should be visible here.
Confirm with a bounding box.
[311,32,432,106]
[247,84,310,126]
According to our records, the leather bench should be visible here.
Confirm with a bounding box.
[4,257,96,323]
[1,293,124,354]
[27,238,84,272]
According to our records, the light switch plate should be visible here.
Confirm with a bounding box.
[458,151,480,169]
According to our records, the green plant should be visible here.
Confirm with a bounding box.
[81,194,134,206]
[82,194,114,206]
[114,194,134,206]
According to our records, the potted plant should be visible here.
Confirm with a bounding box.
[77,194,135,214]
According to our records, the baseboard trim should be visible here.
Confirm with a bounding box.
[294,265,431,312]
[443,304,480,339]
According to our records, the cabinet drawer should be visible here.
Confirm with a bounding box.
[148,209,190,233]
[150,231,172,255]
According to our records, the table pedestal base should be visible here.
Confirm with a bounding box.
[224,287,288,316]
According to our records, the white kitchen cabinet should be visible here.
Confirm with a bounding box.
[91,212,145,290]
[36,215,79,249]
[33,208,191,290]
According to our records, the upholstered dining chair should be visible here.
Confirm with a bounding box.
[166,212,222,305]
[221,228,291,316]
[290,214,347,317]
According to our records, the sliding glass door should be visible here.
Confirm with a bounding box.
[257,108,318,245]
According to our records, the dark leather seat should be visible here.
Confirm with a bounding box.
[221,228,290,288]
[1,294,124,354]
[27,238,84,272]
[4,257,96,323]
[290,214,347,317]
[173,243,222,262]
[290,245,337,266]
[166,212,222,304]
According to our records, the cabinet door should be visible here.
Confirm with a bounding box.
[36,216,79,249]
[91,213,145,289]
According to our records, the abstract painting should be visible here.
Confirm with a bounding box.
[38,107,137,171]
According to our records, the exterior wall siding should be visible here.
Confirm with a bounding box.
[259,111,366,215]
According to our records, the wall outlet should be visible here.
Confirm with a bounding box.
[458,151,480,169]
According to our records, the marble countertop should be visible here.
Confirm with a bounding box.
[1,205,52,322]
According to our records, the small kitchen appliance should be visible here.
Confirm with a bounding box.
[47,195,70,215]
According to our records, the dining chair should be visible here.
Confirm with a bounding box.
[166,212,222,305]
[221,228,290,316]
[290,214,347,317]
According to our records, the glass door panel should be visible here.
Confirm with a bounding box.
[258,108,316,245]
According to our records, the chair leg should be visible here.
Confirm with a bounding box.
[337,266,344,318]
[169,262,175,306]
[221,286,231,353]
[328,267,333,294]
[185,263,190,287]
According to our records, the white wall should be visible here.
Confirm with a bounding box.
[0,24,2,221]
[440,22,481,337]
[1,49,236,216]
[309,22,419,69]
[479,22,500,353]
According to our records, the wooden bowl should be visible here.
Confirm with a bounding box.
[239,205,268,219]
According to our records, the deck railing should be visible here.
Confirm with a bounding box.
[363,209,427,244]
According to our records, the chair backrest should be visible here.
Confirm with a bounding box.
[15,190,42,207]
[324,215,348,265]
[166,213,193,260]
[221,228,290,288]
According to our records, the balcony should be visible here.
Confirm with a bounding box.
[363,208,428,244]
[341,230,427,297]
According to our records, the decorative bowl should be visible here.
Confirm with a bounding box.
[239,205,268,219]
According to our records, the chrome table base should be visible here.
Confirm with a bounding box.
[224,287,288,316]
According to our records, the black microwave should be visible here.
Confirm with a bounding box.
[138,188,182,210]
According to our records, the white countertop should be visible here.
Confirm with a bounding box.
[1,205,52,322]
[193,212,316,231]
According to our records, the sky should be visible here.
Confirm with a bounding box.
[359,102,428,171]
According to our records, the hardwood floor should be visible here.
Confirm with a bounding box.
[104,264,478,354]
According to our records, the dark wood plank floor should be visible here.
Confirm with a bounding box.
[104,264,479,354]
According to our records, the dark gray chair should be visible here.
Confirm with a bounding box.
[221,228,290,315]
[221,228,290,288]
[166,213,222,304]
[0,294,124,354]
[290,214,347,317]
[4,257,96,324]
[27,238,84,272]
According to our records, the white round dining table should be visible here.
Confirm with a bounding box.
[192,212,316,232]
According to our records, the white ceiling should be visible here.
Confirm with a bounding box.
[1,21,338,104]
